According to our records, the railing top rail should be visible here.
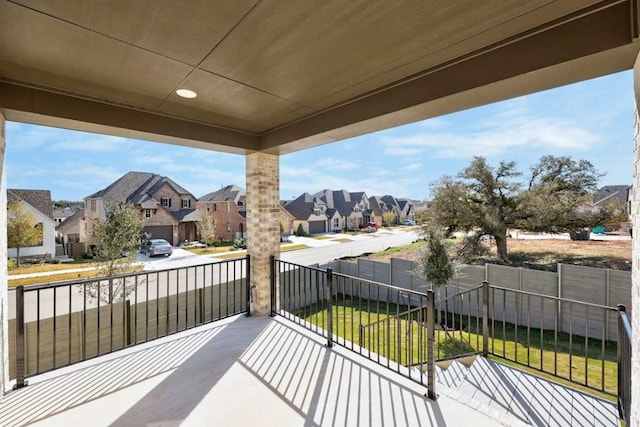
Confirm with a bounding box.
[489,284,618,311]
[274,258,327,274]
[438,285,483,302]
[619,310,632,338]
[275,258,432,298]
[16,256,247,293]
[332,271,431,299]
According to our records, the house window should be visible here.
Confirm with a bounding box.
[182,199,191,208]
[226,202,230,212]
[145,209,152,219]
[213,203,217,211]
[161,197,172,207]
[90,199,97,213]
[333,218,339,228]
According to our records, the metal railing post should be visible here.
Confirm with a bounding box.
[14,285,26,389]
[270,255,276,316]
[426,289,436,400]
[245,255,251,316]
[482,280,489,357]
[617,304,626,421]
[326,268,333,348]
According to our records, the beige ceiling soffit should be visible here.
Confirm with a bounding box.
[260,1,633,152]
[0,81,258,154]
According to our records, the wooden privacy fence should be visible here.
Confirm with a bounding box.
[321,258,631,341]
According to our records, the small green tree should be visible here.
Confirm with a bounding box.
[383,211,395,227]
[417,227,455,328]
[89,201,144,303]
[197,212,216,251]
[280,221,285,235]
[295,223,305,236]
[7,201,43,267]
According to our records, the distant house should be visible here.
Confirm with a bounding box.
[313,189,371,231]
[592,185,632,232]
[84,172,201,246]
[369,195,415,226]
[282,193,331,235]
[7,189,56,259]
[52,207,77,225]
[197,185,247,241]
[55,208,87,256]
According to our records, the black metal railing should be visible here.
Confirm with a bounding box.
[271,257,437,399]
[617,305,632,425]
[12,257,250,387]
[271,258,625,402]
[434,281,619,396]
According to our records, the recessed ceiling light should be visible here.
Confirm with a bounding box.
[176,88,197,99]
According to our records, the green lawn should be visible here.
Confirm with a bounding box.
[291,296,617,400]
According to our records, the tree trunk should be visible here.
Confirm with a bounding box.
[16,247,21,267]
[494,232,510,263]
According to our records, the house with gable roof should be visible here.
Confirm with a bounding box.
[7,189,56,258]
[313,189,371,231]
[84,171,201,246]
[198,185,247,241]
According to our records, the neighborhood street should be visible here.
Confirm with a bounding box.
[8,229,420,321]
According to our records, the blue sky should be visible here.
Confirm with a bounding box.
[5,70,635,202]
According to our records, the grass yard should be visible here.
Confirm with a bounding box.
[8,260,96,275]
[365,237,631,271]
[9,266,144,287]
[331,238,352,243]
[291,296,617,400]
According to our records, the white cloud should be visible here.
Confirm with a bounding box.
[381,112,598,160]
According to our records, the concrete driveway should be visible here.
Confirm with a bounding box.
[138,248,216,271]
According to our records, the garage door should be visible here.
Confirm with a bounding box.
[142,226,173,243]
[308,221,326,235]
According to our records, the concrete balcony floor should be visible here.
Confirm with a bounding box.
[0,315,617,426]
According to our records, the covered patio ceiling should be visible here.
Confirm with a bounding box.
[0,0,639,154]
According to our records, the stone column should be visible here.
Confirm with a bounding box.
[632,58,640,427]
[0,113,8,395]
[246,152,280,316]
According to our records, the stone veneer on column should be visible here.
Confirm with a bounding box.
[246,152,280,316]
[0,112,8,395]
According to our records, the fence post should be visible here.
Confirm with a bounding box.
[482,280,489,357]
[14,285,26,389]
[270,255,276,316]
[426,289,436,400]
[245,255,251,317]
[326,268,333,348]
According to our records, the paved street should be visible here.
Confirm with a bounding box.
[8,229,420,321]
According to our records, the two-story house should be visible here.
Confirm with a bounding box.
[84,172,201,246]
[197,185,247,241]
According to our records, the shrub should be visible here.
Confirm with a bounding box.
[7,258,17,269]
[295,224,306,236]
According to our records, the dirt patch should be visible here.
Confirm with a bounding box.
[365,238,632,271]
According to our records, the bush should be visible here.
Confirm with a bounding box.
[232,239,246,250]
[295,224,306,236]
[7,258,17,268]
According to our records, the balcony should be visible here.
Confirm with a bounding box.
[1,313,620,427]
[4,258,625,426]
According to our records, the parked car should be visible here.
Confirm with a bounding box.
[401,219,415,226]
[359,222,380,230]
[141,239,173,257]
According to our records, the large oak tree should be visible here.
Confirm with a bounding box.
[428,156,622,263]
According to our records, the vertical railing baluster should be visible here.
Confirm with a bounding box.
[482,281,488,357]
[246,255,251,316]
[14,286,26,389]
[326,268,333,348]
[426,289,436,400]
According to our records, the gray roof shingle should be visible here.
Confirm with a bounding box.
[8,189,53,219]
[199,185,246,203]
